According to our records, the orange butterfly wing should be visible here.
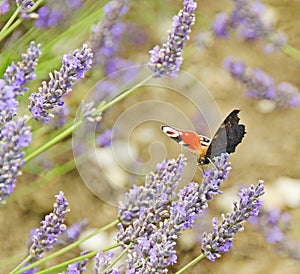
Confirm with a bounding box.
[161,126,210,158]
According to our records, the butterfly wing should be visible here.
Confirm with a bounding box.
[205,109,246,162]
[161,125,210,157]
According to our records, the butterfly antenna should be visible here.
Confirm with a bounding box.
[196,162,205,172]
[208,157,217,168]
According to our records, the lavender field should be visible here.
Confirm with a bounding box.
[1,1,300,273]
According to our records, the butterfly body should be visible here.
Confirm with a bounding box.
[161,109,246,165]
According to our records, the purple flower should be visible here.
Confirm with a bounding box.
[200,153,231,201]
[233,0,266,40]
[66,0,83,9]
[29,191,70,257]
[28,44,93,122]
[90,0,129,65]
[0,41,40,124]
[4,41,41,96]
[0,117,32,204]
[65,251,89,274]
[148,0,197,78]
[36,7,63,29]
[223,57,245,78]
[97,129,112,147]
[21,263,38,274]
[224,57,300,108]
[117,154,230,272]
[96,81,119,96]
[246,68,277,99]
[117,155,186,272]
[105,58,134,77]
[0,0,10,14]
[212,13,230,38]
[166,154,231,232]
[17,0,35,19]
[263,31,288,54]
[276,82,300,108]
[212,0,287,52]
[94,251,121,274]
[250,209,288,243]
[201,180,265,261]
[118,154,186,226]
[0,80,18,126]
[220,0,268,40]
[251,209,300,259]
[47,104,70,129]
[17,0,34,10]
[57,219,88,246]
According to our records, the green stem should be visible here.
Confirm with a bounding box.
[100,243,132,274]
[36,241,120,274]
[0,0,44,43]
[7,158,77,204]
[175,253,206,274]
[9,255,32,274]
[14,220,119,274]
[36,251,98,274]
[0,8,21,36]
[24,120,81,162]
[100,74,153,112]
[0,18,22,42]
[282,44,300,60]
[24,74,153,163]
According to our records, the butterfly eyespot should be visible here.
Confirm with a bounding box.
[161,126,180,138]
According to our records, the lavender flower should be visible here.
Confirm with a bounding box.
[212,0,287,52]
[89,0,129,65]
[200,153,231,200]
[276,82,300,108]
[4,41,41,96]
[117,154,231,272]
[57,219,88,246]
[29,191,70,257]
[212,13,230,38]
[148,0,197,78]
[17,0,34,10]
[201,180,265,261]
[0,41,40,125]
[82,101,102,123]
[263,31,288,54]
[251,209,289,243]
[66,0,83,9]
[97,129,112,147]
[21,263,38,274]
[0,0,10,14]
[0,80,18,126]
[28,44,93,122]
[47,104,70,129]
[118,154,186,226]
[65,251,89,274]
[94,251,121,274]
[232,0,267,40]
[36,6,63,29]
[35,1,83,29]
[0,117,32,204]
[17,0,36,19]
[224,57,300,108]
[250,209,300,260]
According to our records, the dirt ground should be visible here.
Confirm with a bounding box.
[1,0,300,273]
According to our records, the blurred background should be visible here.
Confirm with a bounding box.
[1,0,300,273]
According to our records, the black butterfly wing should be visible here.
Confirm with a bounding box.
[205,109,246,161]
